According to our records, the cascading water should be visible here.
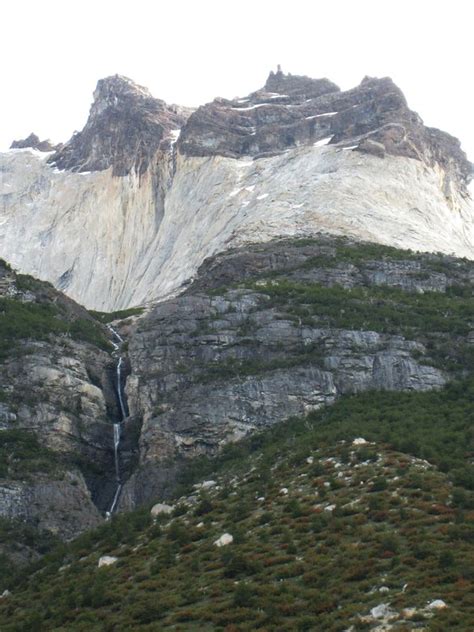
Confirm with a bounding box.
[106,325,127,518]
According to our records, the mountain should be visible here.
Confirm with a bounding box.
[0,70,473,629]
[0,70,472,310]
[0,236,472,565]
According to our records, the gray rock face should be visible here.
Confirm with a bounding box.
[0,472,101,540]
[10,133,56,153]
[118,237,463,509]
[49,75,189,175]
[190,239,461,294]
[0,259,123,538]
[263,68,340,99]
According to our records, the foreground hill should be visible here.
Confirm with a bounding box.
[1,381,473,630]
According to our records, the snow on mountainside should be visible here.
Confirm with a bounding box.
[0,70,472,311]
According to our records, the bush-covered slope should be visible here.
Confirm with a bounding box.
[1,380,473,631]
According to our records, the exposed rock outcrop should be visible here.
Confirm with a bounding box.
[179,71,472,194]
[117,237,474,509]
[0,473,102,540]
[0,260,128,540]
[48,75,189,175]
[10,133,57,153]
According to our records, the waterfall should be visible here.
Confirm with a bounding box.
[106,325,127,518]
[116,357,127,419]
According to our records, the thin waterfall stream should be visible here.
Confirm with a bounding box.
[106,325,127,518]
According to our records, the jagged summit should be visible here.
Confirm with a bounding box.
[97,74,153,95]
[10,132,56,152]
[181,70,472,192]
[0,69,473,311]
[38,69,472,191]
[48,74,188,176]
[263,66,340,99]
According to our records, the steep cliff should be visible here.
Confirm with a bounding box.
[0,259,126,562]
[0,71,472,310]
[118,236,473,509]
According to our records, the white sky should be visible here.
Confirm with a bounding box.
[1,0,473,161]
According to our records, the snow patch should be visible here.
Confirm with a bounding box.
[306,112,338,119]
[313,136,333,147]
[231,103,274,111]
[7,148,54,160]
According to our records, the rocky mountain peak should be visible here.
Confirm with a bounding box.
[180,70,472,193]
[10,133,56,152]
[90,74,163,116]
[48,75,188,176]
[263,67,340,99]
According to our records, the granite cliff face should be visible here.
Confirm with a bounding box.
[117,236,473,509]
[0,71,472,310]
[0,260,132,549]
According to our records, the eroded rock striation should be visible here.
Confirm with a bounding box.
[179,70,472,193]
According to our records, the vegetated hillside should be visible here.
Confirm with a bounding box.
[121,236,474,508]
[1,381,473,631]
[0,259,120,569]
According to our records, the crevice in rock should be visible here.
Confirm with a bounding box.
[80,339,141,516]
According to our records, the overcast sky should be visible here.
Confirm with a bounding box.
[1,0,472,160]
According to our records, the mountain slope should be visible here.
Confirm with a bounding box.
[119,235,473,509]
[0,237,471,551]
[1,382,473,630]
[0,71,472,310]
